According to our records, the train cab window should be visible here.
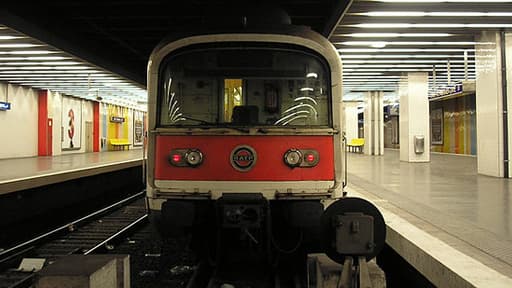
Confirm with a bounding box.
[158,44,331,128]
[224,79,243,122]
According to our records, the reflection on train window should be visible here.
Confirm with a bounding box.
[159,44,331,127]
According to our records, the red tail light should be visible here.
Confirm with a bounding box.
[172,154,182,163]
[169,149,203,167]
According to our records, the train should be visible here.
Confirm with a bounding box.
[145,13,385,282]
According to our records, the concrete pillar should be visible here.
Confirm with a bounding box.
[344,101,360,143]
[475,31,512,178]
[399,73,430,162]
[363,91,384,155]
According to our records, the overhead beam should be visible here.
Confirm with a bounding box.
[322,0,354,38]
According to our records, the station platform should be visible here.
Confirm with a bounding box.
[0,150,143,195]
[346,149,512,287]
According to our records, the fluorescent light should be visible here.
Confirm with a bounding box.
[341,54,474,59]
[0,43,41,48]
[371,42,387,48]
[0,56,67,61]
[1,61,81,65]
[0,66,92,70]
[343,72,384,75]
[0,25,147,105]
[343,75,401,78]
[343,59,475,64]
[344,79,401,82]
[0,36,23,40]
[343,33,452,37]
[343,68,470,72]
[338,48,475,53]
[364,11,426,17]
[375,1,512,2]
[344,64,469,68]
[0,70,100,74]
[364,11,512,17]
[351,23,512,28]
[0,50,56,55]
[339,41,481,46]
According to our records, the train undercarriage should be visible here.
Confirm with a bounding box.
[150,194,385,287]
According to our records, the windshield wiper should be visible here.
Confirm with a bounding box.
[174,116,252,133]
[179,116,216,125]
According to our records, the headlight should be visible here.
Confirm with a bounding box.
[185,149,203,167]
[284,149,303,168]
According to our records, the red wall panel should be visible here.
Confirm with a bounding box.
[37,90,49,156]
[93,102,100,152]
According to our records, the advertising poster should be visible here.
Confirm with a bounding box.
[431,108,443,145]
[133,110,144,146]
[62,96,82,150]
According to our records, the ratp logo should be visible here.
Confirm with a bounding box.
[230,145,257,172]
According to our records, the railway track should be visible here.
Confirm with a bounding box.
[0,191,147,288]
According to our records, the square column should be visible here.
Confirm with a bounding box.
[344,101,360,143]
[364,91,384,155]
[399,73,430,162]
[475,31,512,177]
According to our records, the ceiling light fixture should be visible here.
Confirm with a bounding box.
[341,54,474,59]
[375,0,512,3]
[343,33,452,37]
[338,48,475,53]
[364,11,512,17]
[0,50,57,55]
[0,43,41,48]
[339,41,482,46]
[351,23,512,28]
[0,36,23,40]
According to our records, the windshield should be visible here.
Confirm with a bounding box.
[158,44,331,127]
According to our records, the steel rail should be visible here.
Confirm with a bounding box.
[0,191,145,259]
[83,214,148,255]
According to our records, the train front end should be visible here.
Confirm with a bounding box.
[146,28,384,272]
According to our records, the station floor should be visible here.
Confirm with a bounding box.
[0,149,143,194]
[346,149,512,284]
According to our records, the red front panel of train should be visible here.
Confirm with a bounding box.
[154,135,334,181]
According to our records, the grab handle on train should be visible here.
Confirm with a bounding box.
[342,131,348,189]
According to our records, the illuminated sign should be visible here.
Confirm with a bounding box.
[0,101,11,111]
[110,116,125,123]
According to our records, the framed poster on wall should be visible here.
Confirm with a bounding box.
[133,110,144,146]
[431,108,443,145]
[62,96,82,150]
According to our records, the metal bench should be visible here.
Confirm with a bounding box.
[109,138,130,151]
[347,138,364,153]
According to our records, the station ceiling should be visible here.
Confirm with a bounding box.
[1,0,512,104]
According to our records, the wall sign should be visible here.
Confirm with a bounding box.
[431,108,443,145]
[61,96,82,150]
[0,101,11,111]
[110,116,125,123]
